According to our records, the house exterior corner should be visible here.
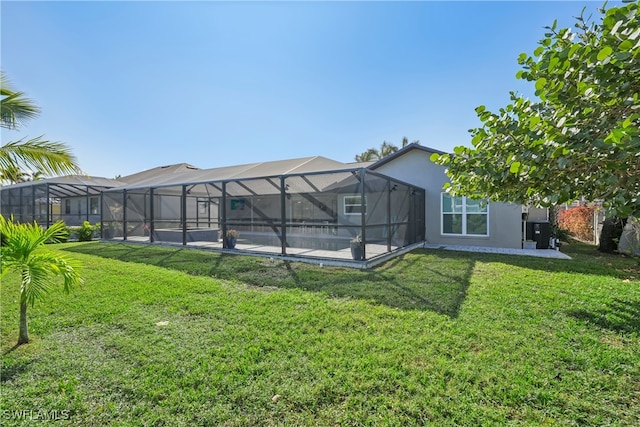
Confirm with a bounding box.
[369,144,523,250]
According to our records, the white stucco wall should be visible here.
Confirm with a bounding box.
[372,148,523,249]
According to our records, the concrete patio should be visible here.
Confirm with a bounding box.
[423,243,572,259]
[109,237,571,269]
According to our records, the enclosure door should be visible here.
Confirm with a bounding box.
[409,191,425,244]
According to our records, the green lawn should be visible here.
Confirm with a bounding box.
[1,241,638,426]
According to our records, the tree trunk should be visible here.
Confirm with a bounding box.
[598,217,626,253]
[549,205,559,232]
[18,301,29,344]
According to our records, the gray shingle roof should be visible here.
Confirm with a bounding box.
[112,156,358,191]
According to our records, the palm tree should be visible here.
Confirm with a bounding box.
[0,163,30,184]
[0,137,80,179]
[401,136,419,148]
[354,138,416,162]
[0,72,40,128]
[354,137,420,162]
[355,148,381,162]
[1,71,81,179]
[30,170,45,181]
[0,215,83,344]
[379,141,399,157]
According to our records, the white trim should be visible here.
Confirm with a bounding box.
[89,196,100,215]
[440,193,490,236]
[343,195,367,216]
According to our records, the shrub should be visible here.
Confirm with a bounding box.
[78,221,95,242]
[557,206,595,242]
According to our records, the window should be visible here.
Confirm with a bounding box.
[344,195,366,215]
[64,199,71,214]
[90,197,99,215]
[230,199,245,211]
[441,194,488,236]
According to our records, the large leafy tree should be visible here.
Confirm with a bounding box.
[431,1,640,217]
[1,71,81,182]
[0,215,83,345]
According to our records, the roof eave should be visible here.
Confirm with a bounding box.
[367,143,447,170]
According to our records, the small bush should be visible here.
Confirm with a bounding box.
[558,206,595,242]
[78,221,95,242]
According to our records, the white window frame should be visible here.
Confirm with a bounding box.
[440,193,489,236]
[198,200,208,215]
[90,197,99,215]
[343,195,367,216]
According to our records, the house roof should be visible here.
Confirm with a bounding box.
[2,146,438,197]
[368,143,446,170]
[118,163,201,186]
[104,145,447,194]
[112,156,357,191]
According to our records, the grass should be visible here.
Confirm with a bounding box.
[1,241,638,425]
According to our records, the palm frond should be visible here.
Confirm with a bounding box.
[0,218,44,262]
[0,136,82,176]
[42,220,71,244]
[0,217,68,254]
[355,148,381,162]
[22,253,83,305]
[45,254,84,293]
[0,215,82,307]
[0,71,40,129]
[20,260,54,307]
[380,142,399,157]
[0,162,30,184]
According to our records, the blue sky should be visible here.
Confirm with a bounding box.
[1,1,614,178]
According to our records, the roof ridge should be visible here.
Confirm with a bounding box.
[282,156,322,174]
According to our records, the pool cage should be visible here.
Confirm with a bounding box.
[1,178,121,227]
[102,168,425,261]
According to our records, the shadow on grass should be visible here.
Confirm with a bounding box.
[0,357,32,383]
[62,242,475,317]
[424,240,640,281]
[2,343,21,355]
[568,298,640,334]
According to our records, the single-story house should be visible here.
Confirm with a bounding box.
[0,143,542,265]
